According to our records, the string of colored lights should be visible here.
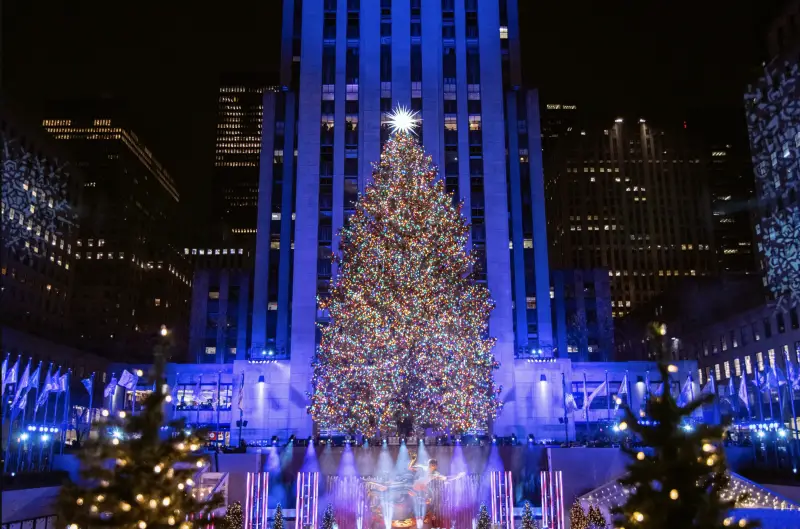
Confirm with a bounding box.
[309,130,500,435]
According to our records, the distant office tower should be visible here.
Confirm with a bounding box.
[42,101,192,360]
[213,75,279,243]
[544,112,716,317]
[706,138,757,274]
[744,0,800,309]
[1,102,82,337]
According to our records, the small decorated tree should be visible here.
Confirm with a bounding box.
[58,357,222,529]
[521,501,539,529]
[273,504,284,529]
[570,501,588,529]
[587,505,606,529]
[321,504,336,529]
[476,504,491,529]
[220,502,243,529]
[611,325,759,529]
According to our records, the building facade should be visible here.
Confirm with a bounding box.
[1,101,82,339]
[706,135,757,274]
[213,75,279,244]
[544,114,717,318]
[173,0,701,441]
[551,269,614,362]
[41,101,193,360]
[744,0,800,310]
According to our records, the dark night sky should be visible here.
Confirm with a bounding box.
[2,0,783,222]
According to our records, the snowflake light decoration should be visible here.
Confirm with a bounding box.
[1,133,74,261]
[744,57,800,307]
[761,206,800,309]
[386,105,421,135]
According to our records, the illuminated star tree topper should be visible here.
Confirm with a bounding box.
[386,105,421,135]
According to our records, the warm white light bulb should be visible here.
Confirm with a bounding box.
[387,105,421,135]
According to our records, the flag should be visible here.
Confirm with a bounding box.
[81,377,93,395]
[613,375,628,412]
[701,378,716,396]
[104,375,118,398]
[11,361,31,409]
[3,357,19,397]
[118,370,138,390]
[677,375,693,406]
[586,381,606,409]
[752,372,768,392]
[654,383,664,396]
[28,365,41,389]
[564,392,578,413]
[35,365,54,412]
[237,374,245,411]
[738,376,750,409]
[58,373,69,392]
[1,356,7,394]
[46,368,60,392]
[194,376,203,404]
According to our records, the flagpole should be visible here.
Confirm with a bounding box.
[0,353,14,426]
[46,369,62,470]
[216,372,221,446]
[25,363,43,471]
[237,371,245,446]
[107,372,116,412]
[561,372,569,444]
[196,375,202,427]
[605,370,610,421]
[61,370,71,455]
[88,372,95,427]
[583,372,589,440]
[15,361,39,473]
[5,358,31,474]
[36,365,55,472]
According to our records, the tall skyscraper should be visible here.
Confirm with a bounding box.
[41,101,192,360]
[213,75,279,243]
[544,113,716,317]
[1,101,82,338]
[219,0,553,436]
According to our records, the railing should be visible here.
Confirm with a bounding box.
[2,516,58,529]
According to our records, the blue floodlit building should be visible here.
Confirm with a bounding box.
[137,0,695,442]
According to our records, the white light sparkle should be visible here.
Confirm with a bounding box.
[387,105,421,135]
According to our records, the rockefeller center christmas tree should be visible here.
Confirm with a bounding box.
[611,326,758,529]
[58,358,222,529]
[309,108,499,435]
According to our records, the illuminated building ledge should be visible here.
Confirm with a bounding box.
[578,472,800,528]
[109,358,698,442]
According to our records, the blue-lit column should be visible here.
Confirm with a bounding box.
[506,0,522,88]
[421,0,442,169]
[279,0,296,86]
[454,1,471,222]
[289,0,325,437]
[189,271,209,363]
[359,0,381,190]
[276,93,297,352]
[392,0,411,107]
[216,270,230,364]
[478,0,516,434]
[525,90,554,353]
[236,272,249,360]
[251,93,277,351]
[506,92,529,352]
[331,0,347,273]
